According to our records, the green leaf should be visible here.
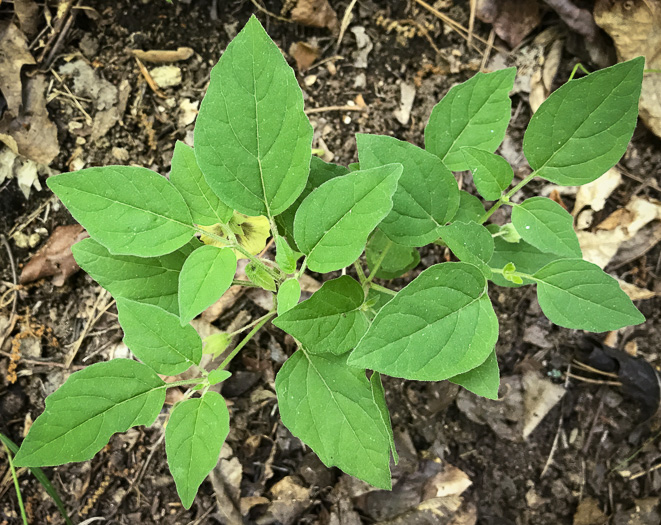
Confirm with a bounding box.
[203,333,232,358]
[511,197,581,258]
[448,351,499,400]
[370,372,398,463]
[170,141,233,225]
[208,369,231,385]
[14,359,165,467]
[47,166,194,257]
[178,245,237,324]
[166,391,229,509]
[348,162,360,172]
[533,259,645,332]
[273,276,368,355]
[451,191,485,223]
[356,134,459,246]
[275,235,302,274]
[194,15,313,217]
[524,57,644,185]
[116,298,202,375]
[425,68,516,170]
[275,350,392,489]
[294,164,402,273]
[72,237,200,316]
[460,147,514,200]
[366,229,420,280]
[275,157,348,247]
[277,278,301,315]
[438,221,494,277]
[245,262,277,292]
[349,262,498,381]
[488,235,561,288]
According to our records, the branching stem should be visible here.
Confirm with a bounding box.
[479,172,536,224]
[219,311,276,370]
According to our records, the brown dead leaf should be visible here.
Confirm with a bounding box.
[529,37,563,112]
[288,41,320,72]
[14,0,40,38]
[19,225,87,286]
[130,47,194,63]
[260,476,311,525]
[291,0,339,31]
[209,443,243,525]
[422,464,472,499]
[573,167,622,217]
[595,0,661,139]
[522,371,565,439]
[0,21,35,114]
[475,0,542,48]
[618,280,657,301]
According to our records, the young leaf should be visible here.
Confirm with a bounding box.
[356,134,459,246]
[451,191,485,223]
[273,276,368,355]
[178,245,237,325]
[438,221,494,277]
[276,157,348,247]
[203,333,232,358]
[365,229,420,280]
[116,298,202,375]
[511,197,582,258]
[275,350,392,489]
[533,259,645,331]
[194,15,313,217]
[425,68,516,171]
[165,391,229,509]
[170,141,233,226]
[275,235,302,274]
[348,262,498,381]
[524,57,644,185]
[14,359,166,467]
[364,288,394,321]
[72,237,200,316]
[460,147,514,201]
[277,278,301,315]
[370,372,398,463]
[245,261,277,292]
[448,351,499,400]
[294,164,402,273]
[47,166,194,257]
[208,369,231,385]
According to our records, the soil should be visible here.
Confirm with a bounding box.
[2,1,661,524]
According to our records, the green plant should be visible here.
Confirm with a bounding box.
[13,16,645,506]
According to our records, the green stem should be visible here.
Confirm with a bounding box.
[365,240,392,284]
[353,261,368,285]
[219,311,276,370]
[370,283,397,296]
[232,279,261,288]
[568,62,590,81]
[163,377,207,389]
[229,310,276,337]
[2,442,28,525]
[295,257,308,279]
[479,172,536,224]
[489,267,535,281]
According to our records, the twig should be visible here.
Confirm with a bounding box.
[305,105,365,114]
[50,69,93,124]
[36,0,76,64]
[571,359,619,379]
[134,57,167,99]
[566,373,622,386]
[541,364,572,477]
[336,0,358,51]
[42,4,78,70]
[249,0,291,23]
[64,290,111,367]
[0,236,18,350]
[627,462,661,481]
[0,350,68,368]
[480,29,495,72]
[467,0,476,47]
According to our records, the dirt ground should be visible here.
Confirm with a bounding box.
[2,0,661,524]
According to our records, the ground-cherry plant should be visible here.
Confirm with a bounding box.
[14,16,646,507]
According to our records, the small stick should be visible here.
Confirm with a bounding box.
[134,57,167,99]
[64,290,110,367]
[479,29,495,72]
[305,105,365,114]
[0,236,18,350]
[566,373,622,386]
[467,0,476,47]
[336,0,359,51]
[571,359,619,379]
[36,0,76,63]
[249,0,290,23]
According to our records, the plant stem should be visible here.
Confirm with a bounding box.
[353,261,367,285]
[219,311,276,370]
[163,378,207,389]
[2,442,27,525]
[489,266,535,281]
[370,283,397,296]
[229,310,276,337]
[365,240,392,284]
[568,62,590,81]
[479,172,536,224]
[232,279,261,288]
[295,257,308,278]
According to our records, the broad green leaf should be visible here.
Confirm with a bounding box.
[451,190,485,223]
[166,391,229,509]
[438,221,494,277]
[14,359,165,467]
[275,235,302,274]
[294,164,402,273]
[349,263,498,381]
[348,162,360,172]
[245,262,277,291]
[170,141,233,225]
[533,259,645,331]
[366,229,420,280]
[275,350,392,489]
[194,15,313,217]
[277,278,301,315]
[208,369,231,385]
[275,157,348,247]
[524,57,644,185]
[370,372,398,463]
[273,276,368,355]
[47,166,194,257]
[460,147,513,200]
[512,197,581,258]
[116,298,202,375]
[356,134,459,246]
[178,245,237,324]
[488,234,561,288]
[448,351,499,400]
[72,237,200,316]
[425,68,516,171]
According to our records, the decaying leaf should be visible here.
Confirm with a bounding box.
[522,371,565,439]
[19,225,87,286]
[288,41,320,72]
[0,21,36,114]
[13,0,40,38]
[209,443,243,525]
[595,0,661,139]
[529,37,564,112]
[290,0,339,31]
[573,497,608,525]
[573,167,622,217]
[476,0,542,48]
